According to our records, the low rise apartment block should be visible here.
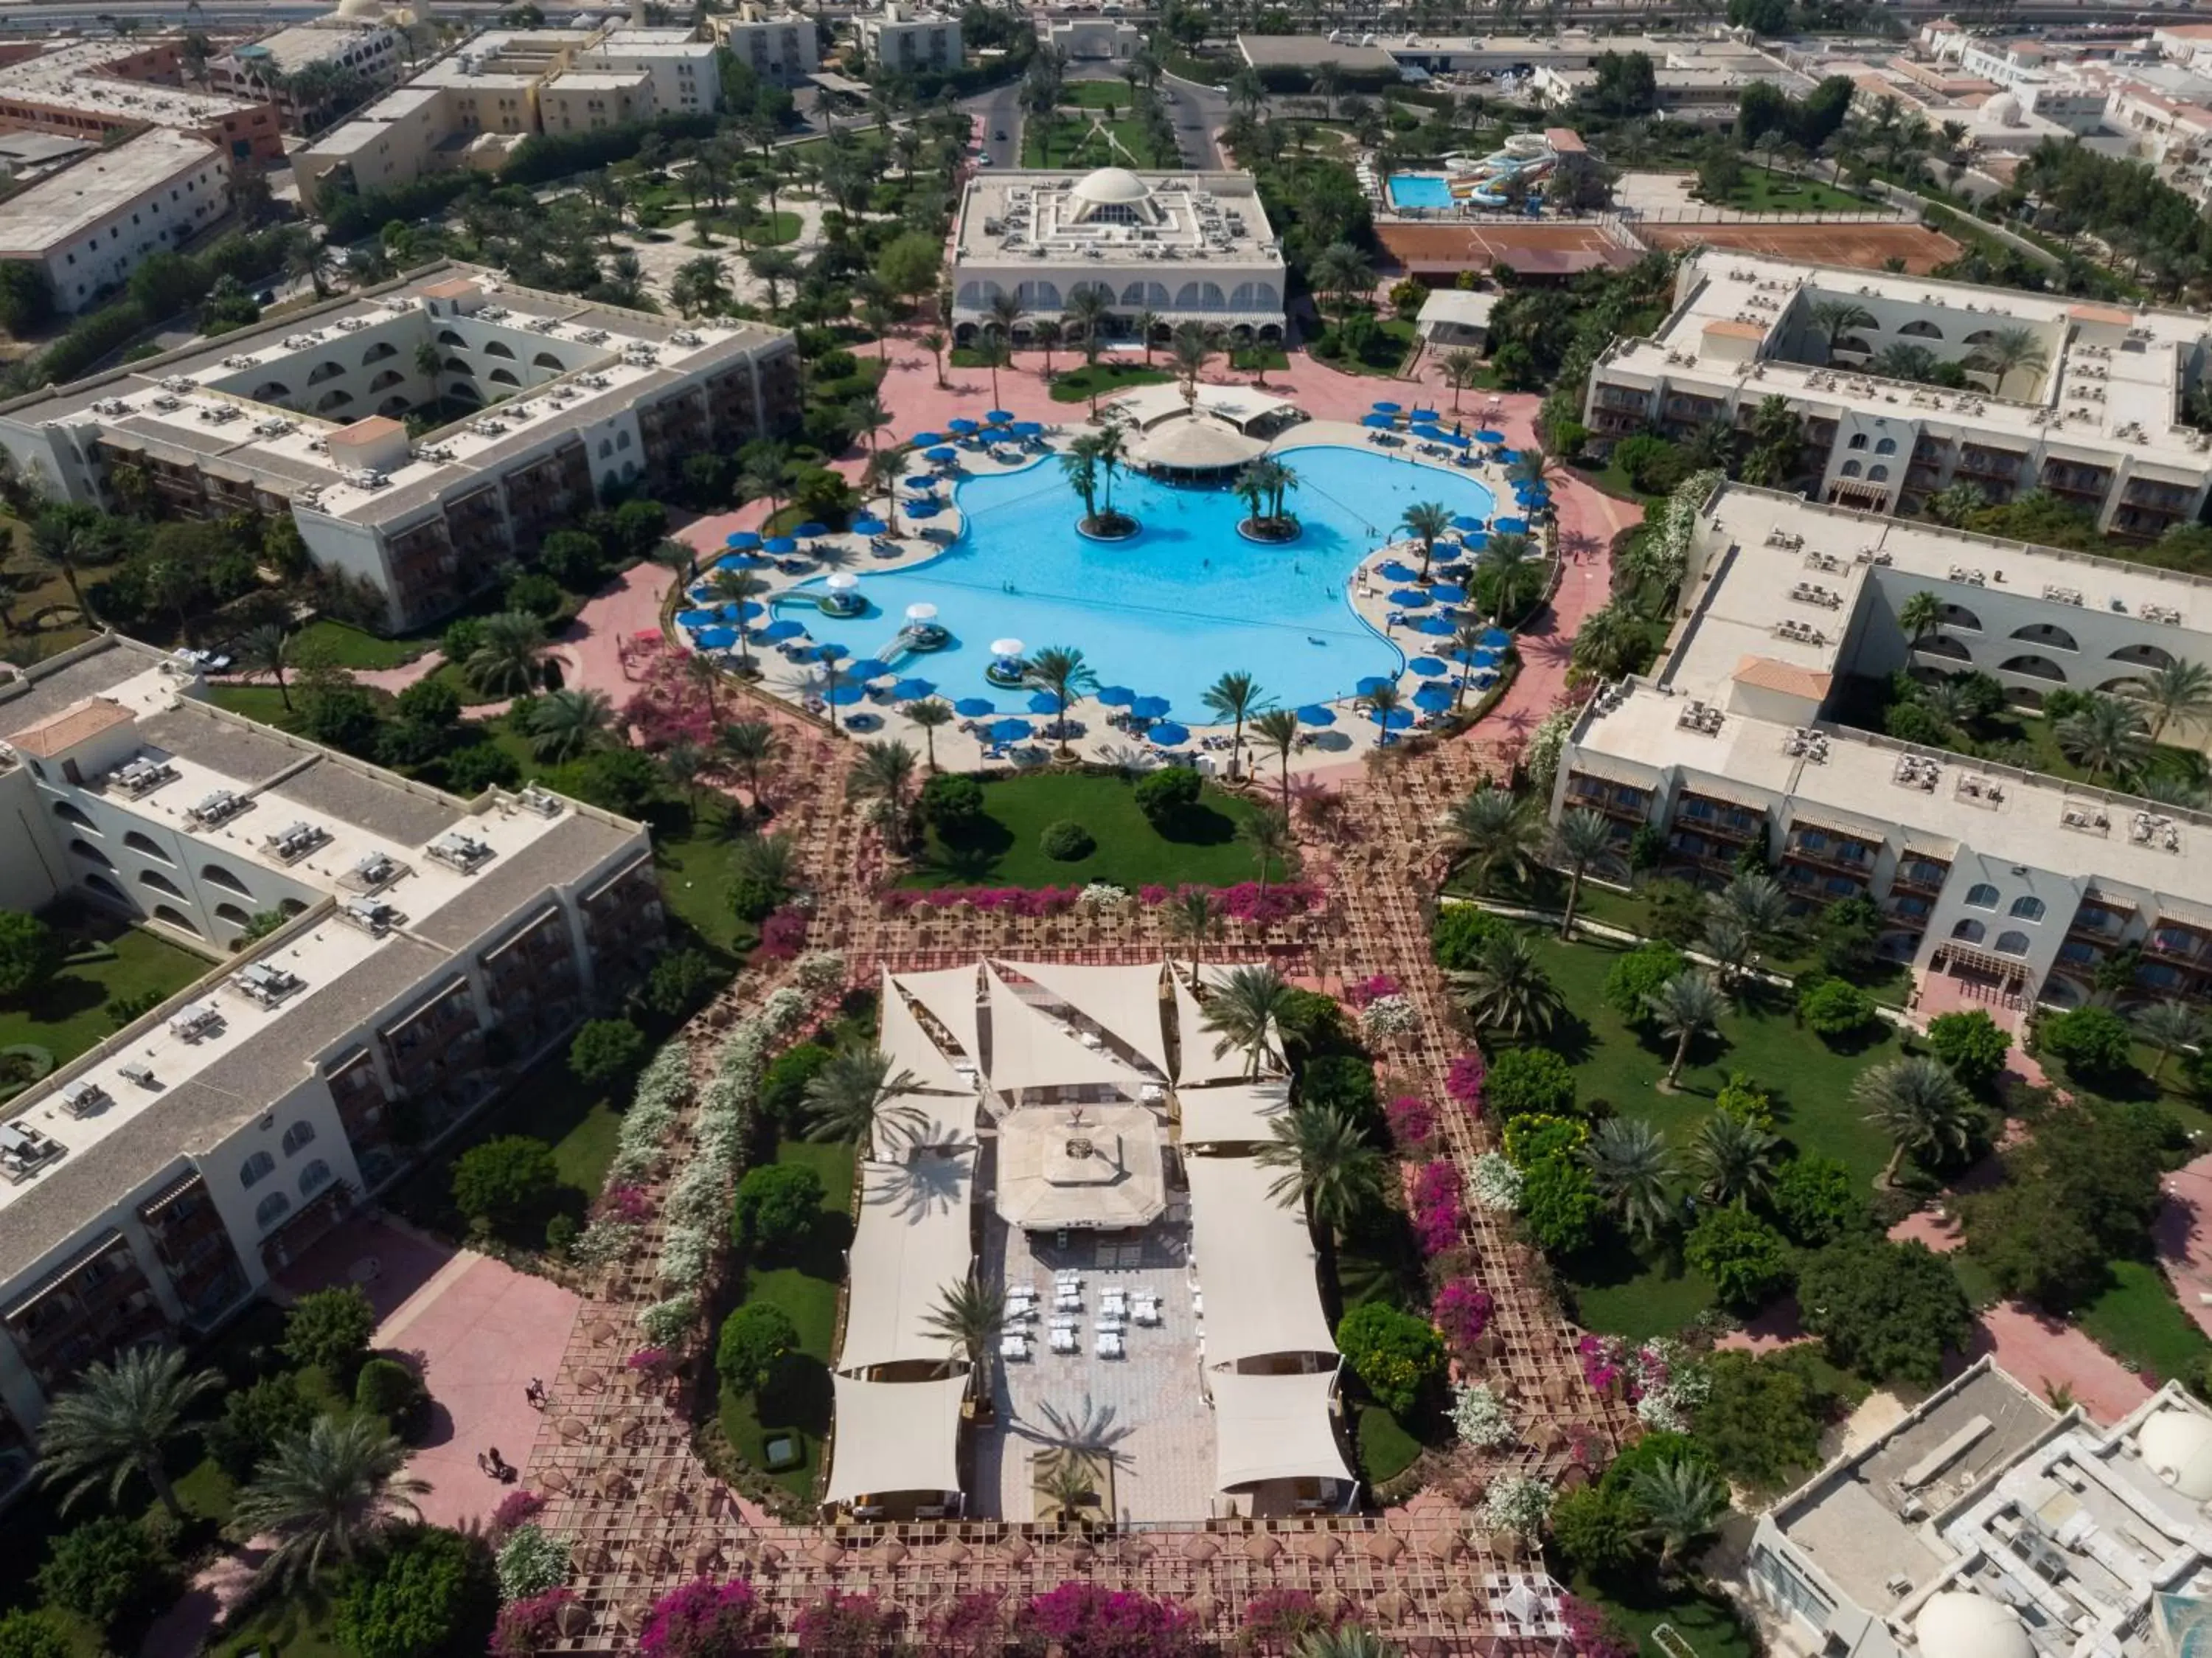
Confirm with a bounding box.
[856,4,963,74]
[0,131,229,315]
[0,36,282,164]
[207,21,408,131]
[0,634,663,1488]
[1551,482,2212,1013]
[0,265,800,632]
[1585,252,2212,541]
[706,6,820,86]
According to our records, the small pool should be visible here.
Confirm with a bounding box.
[1387,173,1457,210]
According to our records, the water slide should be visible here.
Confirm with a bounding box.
[1444,134,1558,207]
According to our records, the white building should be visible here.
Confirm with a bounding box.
[708,5,819,86]
[0,35,283,164]
[208,21,408,130]
[0,634,662,1485]
[1551,481,2212,1011]
[0,132,229,316]
[1044,17,1142,61]
[1585,251,2212,541]
[1746,1358,2212,1658]
[0,266,800,631]
[951,168,1287,348]
[857,4,963,75]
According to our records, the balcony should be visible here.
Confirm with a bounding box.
[1882,895,1933,929]
[1564,775,1651,822]
[1955,448,2023,481]
[1892,859,1950,895]
[2040,462,2112,502]
[1674,799,1762,842]
[2150,923,2212,965]
[1784,829,1877,873]
[2067,905,2129,943]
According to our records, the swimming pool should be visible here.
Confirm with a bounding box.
[1387,173,1456,211]
[777,444,1497,718]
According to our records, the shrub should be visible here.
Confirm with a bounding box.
[1335,1302,1446,1418]
[921,771,985,830]
[504,572,565,617]
[37,1519,168,1634]
[793,1592,902,1657]
[1926,1008,2012,1090]
[283,1283,377,1381]
[759,1042,832,1128]
[1132,766,1201,827]
[1797,977,1877,1042]
[638,1578,762,1658]
[335,1526,497,1658]
[489,1490,546,1538]
[1486,1047,1576,1120]
[717,1303,799,1394]
[442,617,486,662]
[0,1611,70,1658]
[1694,1350,1830,1493]
[1430,903,1510,971]
[1038,819,1094,861]
[204,1370,316,1480]
[1433,1278,1495,1350]
[1546,1485,1636,1576]
[1298,1052,1380,1137]
[1016,1582,1197,1658]
[0,912,62,1000]
[494,1526,571,1604]
[2037,1005,2135,1080]
[451,1136,559,1238]
[1711,1070,1775,1128]
[1603,942,1687,1022]
[641,949,720,1019]
[570,1016,647,1084]
[491,1590,574,1658]
[1798,1238,1972,1389]
[1771,1154,1865,1247]
[356,1356,431,1440]
[1520,1154,1601,1255]
[732,1163,824,1255]
[1683,1207,1794,1311]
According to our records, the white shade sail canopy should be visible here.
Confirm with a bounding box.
[895,965,984,1070]
[984,967,1145,1097]
[1179,1079,1291,1146]
[873,1090,978,1160]
[822,1371,967,1505]
[995,960,1171,1076]
[1174,965,1283,1085]
[1211,1368,1353,1492]
[836,1149,976,1374]
[1185,1154,1336,1368]
[879,968,974,1095]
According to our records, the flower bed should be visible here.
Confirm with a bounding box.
[882,879,1324,923]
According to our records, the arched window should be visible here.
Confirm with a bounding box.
[1965,883,2000,909]
[488,368,520,386]
[1964,330,1998,347]
[1868,465,1890,482]
[483,340,516,359]
[201,864,251,895]
[438,329,465,346]
[68,839,110,867]
[1951,918,1986,943]
[361,341,398,364]
[281,1120,316,1156]
[2009,895,2045,921]
[2012,623,2078,651]
[214,902,248,926]
[2000,654,2067,681]
[378,397,410,417]
[443,355,470,374]
[1938,603,1983,632]
[368,369,405,392]
[280,898,307,917]
[1841,459,1863,477]
[83,873,124,903]
[598,437,613,458]
[255,1192,291,1230]
[152,904,198,934]
[251,381,291,402]
[2111,642,2178,670]
[1874,437,1897,455]
[1898,319,1944,339]
[52,800,94,830]
[616,431,632,451]
[1995,929,2031,957]
[240,1150,275,1188]
[122,830,168,860]
[306,360,347,385]
[1847,432,1868,450]
[298,1159,333,1199]
[532,351,565,370]
[139,869,184,898]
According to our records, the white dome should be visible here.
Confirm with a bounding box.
[1913,1592,2032,1658]
[1983,91,2023,125]
[2140,1406,2212,1499]
[1070,167,1150,207]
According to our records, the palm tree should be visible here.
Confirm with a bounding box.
[905,698,953,771]
[1398,501,1453,584]
[1031,317,1063,377]
[1022,645,1098,756]
[1806,297,1876,362]
[847,738,919,847]
[524,687,616,762]
[1687,1111,1778,1208]
[1705,873,1794,977]
[1251,707,1301,814]
[1201,670,1264,777]
[1170,321,1214,408]
[1295,1628,1401,1658]
[737,442,790,525]
[669,254,731,317]
[1629,1457,1725,1582]
[729,830,799,909]
[1442,784,1543,895]
[919,329,948,387]
[2124,658,2212,741]
[36,1346,223,1520]
[1646,971,1727,1089]
[708,567,768,674]
[285,232,338,300]
[2055,694,2152,783]
[1037,1450,1100,1525]
[230,1415,428,1588]
[1898,589,1942,644]
[745,247,801,316]
[919,1277,1007,1397]
[1477,532,1538,626]
[1973,325,2051,397]
[1440,349,1484,412]
[718,719,779,807]
[1916,678,1975,734]
[1358,679,1405,745]
[466,610,547,696]
[1924,481,1986,528]
[1308,240,1377,324]
[987,288,1025,346]
[1060,434,1103,527]
[1201,962,1293,1078]
[1506,444,1558,499]
[1552,808,1615,939]
[1165,891,1220,967]
[242,622,293,710]
[1447,929,1565,1039]
[1256,1103,1386,1288]
[1855,1054,1978,1185]
[29,514,94,622]
[2136,999,2207,1082]
[1237,806,1293,901]
[1064,286,1112,371]
[1135,308,1161,363]
[1585,1117,1675,1244]
[802,1043,925,1148]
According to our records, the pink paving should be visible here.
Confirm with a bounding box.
[2154,1153,2212,1340]
[1957,1301,2151,1425]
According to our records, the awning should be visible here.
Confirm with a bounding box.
[895,965,983,1069]
[984,967,1144,1097]
[1564,755,1659,791]
[1676,777,1773,814]
[1127,416,1267,472]
[1179,1079,1291,1145]
[874,1090,978,1159]
[880,968,973,1095]
[1175,964,1284,1084]
[821,1372,966,1505]
[995,960,1169,1075]
[835,1150,976,1375]
[1789,814,1883,845]
[1186,1154,1335,1367]
[1211,1369,1352,1492]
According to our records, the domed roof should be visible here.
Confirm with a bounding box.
[2141,1406,2212,1500]
[1983,90,2023,125]
[1914,1592,2032,1658]
[1070,167,1150,206]
[335,0,385,17]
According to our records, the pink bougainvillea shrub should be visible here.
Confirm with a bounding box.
[1410,1159,1467,1256]
[1433,1278,1495,1350]
[1447,1050,1487,1114]
[486,1488,545,1539]
[1239,1589,1337,1653]
[490,1589,574,1656]
[792,1592,900,1657]
[638,1578,761,1658]
[1018,1582,1201,1658]
[1385,1095,1437,1153]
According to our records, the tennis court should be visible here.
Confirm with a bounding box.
[1640,219,1964,274]
[1377,222,1637,280]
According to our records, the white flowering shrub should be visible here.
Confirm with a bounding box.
[1358,994,1418,1042]
[1630,1336,1711,1433]
[1077,882,1129,912]
[639,1294,697,1347]
[796,949,847,994]
[495,1525,572,1601]
[1451,1382,1517,1451]
[1526,707,1574,791]
[1481,1476,1555,1537]
[1470,1152,1524,1213]
[666,1158,729,1229]
[657,1221,714,1291]
[570,1219,640,1269]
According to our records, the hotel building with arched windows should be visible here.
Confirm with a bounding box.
[950,167,1287,349]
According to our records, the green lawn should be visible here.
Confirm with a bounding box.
[1573,1573,1758,1658]
[717,1140,855,1499]
[2079,1259,2212,1387]
[288,618,433,670]
[215,1585,349,1658]
[692,209,804,246]
[1023,111,1172,170]
[1717,169,1880,214]
[0,907,210,1072]
[1048,362,1174,404]
[1312,316,1419,377]
[1062,80,1138,110]
[902,772,1279,889]
[1356,1404,1422,1483]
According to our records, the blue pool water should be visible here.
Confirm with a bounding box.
[777,444,1496,717]
[1387,173,1456,210]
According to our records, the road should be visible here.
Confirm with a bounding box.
[964,66,1228,172]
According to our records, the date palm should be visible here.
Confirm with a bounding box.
[920,1277,1007,1397]
[1357,679,1405,744]
[1686,1110,1778,1209]
[1165,891,1220,968]
[987,288,1025,345]
[1022,645,1097,756]
[1477,531,1538,625]
[1201,962,1293,1078]
[802,1043,925,1149]
[718,719,779,808]
[1441,349,1483,412]
[1447,929,1565,1039]
[1629,1457,1725,1582]
[1506,444,1557,497]
[1256,1102,1386,1288]
[1973,325,2050,398]
[1551,807,1615,939]
[1135,308,1161,363]
[29,513,95,622]
[1251,707,1301,814]
[1038,1450,1099,1525]
[1237,805,1293,901]
[1065,285,1112,369]
[524,687,616,763]
[1806,297,1875,362]
[1646,971,1726,1089]
[1584,1117,1675,1244]
[1705,873,1794,976]
[242,622,293,710]
[36,1345,223,1520]
[738,442,790,524]
[1442,783,1543,895]
[2124,658,2212,741]
[709,567,769,673]
[1856,1054,1977,1185]
[919,328,947,387]
[2055,693,2151,783]
[729,830,799,908]
[1399,500,1453,583]
[465,610,547,696]
[847,738,919,847]
[2136,999,2207,1082]
[1170,321,1214,407]
[1031,317,1062,376]
[1897,589,1943,643]
[905,697,953,771]
[230,1415,428,1587]
[1201,670,1264,777]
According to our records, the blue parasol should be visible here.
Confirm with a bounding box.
[792,521,829,539]
[693,625,737,649]
[1355,675,1396,696]
[1388,587,1430,607]
[723,600,765,622]
[845,659,892,681]
[1410,407,1439,421]
[1026,690,1064,715]
[1481,627,1512,648]
[1475,429,1506,443]
[1361,413,1397,429]
[945,418,979,434]
[757,620,804,642]
[907,431,945,446]
[1411,614,1456,635]
[905,501,942,518]
[726,530,762,549]
[1368,705,1416,732]
[1130,695,1172,720]
[824,681,867,705]
[1493,517,1529,535]
[677,608,718,628]
[718,551,766,570]
[890,677,936,701]
[1010,420,1043,437]
[852,517,888,536]
[1451,515,1484,533]
[1413,684,1455,713]
[1411,425,1446,442]
[1148,721,1191,746]
[1097,684,1137,706]
[765,536,799,555]
[1295,704,1336,726]
[1377,560,1419,583]
[955,697,996,717]
[985,717,1031,743]
[985,409,1014,423]
[817,642,850,662]
[1371,400,1402,413]
[925,446,959,463]
[1407,656,1446,676]
[1431,584,1467,604]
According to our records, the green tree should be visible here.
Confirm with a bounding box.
[905,697,954,771]
[1200,962,1295,1078]
[1603,942,1688,1022]
[2136,999,2208,1083]
[0,1611,71,1658]
[1771,1154,1865,1247]
[568,1016,646,1084]
[2037,1005,2136,1081]
[524,689,616,763]
[1925,1008,2012,1090]
[1798,1238,1972,1388]
[450,1136,558,1238]
[0,912,62,1000]
[1551,808,1615,939]
[2124,657,2212,740]
[1684,1207,1793,1311]
[1694,1351,1829,1492]
[1398,501,1453,584]
[283,1285,378,1382]
[37,1517,170,1633]
[34,1346,220,1522]
[334,1526,497,1658]
[205,1371,319,1482]
[1487,1047,1576,1120]
[1442,785,1543,894]
[1797,977,1877,1042]
[1023,645,1099,755]
[1961,1179,2108,1311]
[732,1162,825,1255]
[1583,1116,1675,1244]
[465,611,549,696]
[1857,1054,1978,1184]
[1647,971,1726,1088]
[2054,694,2151,783]
[1447,929,1566,1039]
[716,1303,799,1394]
[1200,670,1265,778]
[846,739,920,846]
[801,1043,924,1150]
[1687,1111,1779,1209]
[918,1278,1008,1399]
[1627,1457,1726,1581]
[1251,707,1302,815]
[231,1415,428,1587]
[1521,1152,1603,1253]
[1256,1103,1387,1288]
[1335,1302,1445,1418]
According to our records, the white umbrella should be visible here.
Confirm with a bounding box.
[991,637,1025,658]
[905,603,938,622]
[826,573,858,592]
